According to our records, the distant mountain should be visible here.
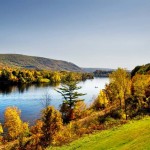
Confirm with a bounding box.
[0,54,82,72]
[82,68,115,73]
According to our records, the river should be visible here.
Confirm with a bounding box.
[0,77,109,125]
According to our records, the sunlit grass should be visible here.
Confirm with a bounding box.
[48,116,150,150]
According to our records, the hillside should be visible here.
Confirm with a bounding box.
[0,54,82,72]
[49,117,150,150]
[131,63,150,77]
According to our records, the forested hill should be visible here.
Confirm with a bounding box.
[0,54,82,72]
[131,63,150,77]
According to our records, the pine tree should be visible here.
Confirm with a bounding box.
[56,81,85,122]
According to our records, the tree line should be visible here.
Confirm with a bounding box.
[93,70,113,77]
[0,67,93,84]
[92,67,150,119]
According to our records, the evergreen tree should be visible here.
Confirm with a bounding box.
[56,81,85,122]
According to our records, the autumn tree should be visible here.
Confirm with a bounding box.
[28,120,43,149]
[41,106,63,147]
[4,107,29,144]
[132,74,150,112]
[0,123,3,144]
[65,72,79,81]
[56,81,85,122]
[51,72,61,83]
[109,68,131,110]
[92,90,109,110]
[0,123,3,139]
[0,123,3,135]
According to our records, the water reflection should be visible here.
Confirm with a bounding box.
[0,84,17,95]
[0,83,60,95]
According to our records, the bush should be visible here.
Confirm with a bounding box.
[38,78,50,83]
[110,110,122,119]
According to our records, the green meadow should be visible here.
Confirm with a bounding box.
[49,117,150,150]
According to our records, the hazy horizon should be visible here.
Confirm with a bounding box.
[0,0,150,70]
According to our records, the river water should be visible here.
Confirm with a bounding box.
[0,77,109,124]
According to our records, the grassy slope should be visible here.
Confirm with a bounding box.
[49,117,150,150]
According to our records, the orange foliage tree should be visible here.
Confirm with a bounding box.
[41,106,63,147]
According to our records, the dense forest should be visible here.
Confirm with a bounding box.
[0,64,150,149]
[0,67,93,84]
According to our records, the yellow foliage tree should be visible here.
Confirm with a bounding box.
[132,74,150,108]
[51,72,61,83]
[109,68,131,109]
[0,123,3,144]
[93,90,109,110]
[0,123,3,135]
[4,107,29,141]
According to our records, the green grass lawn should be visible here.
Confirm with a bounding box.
[48,117,150,150]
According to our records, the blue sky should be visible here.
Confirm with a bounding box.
[0,0,150,69]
